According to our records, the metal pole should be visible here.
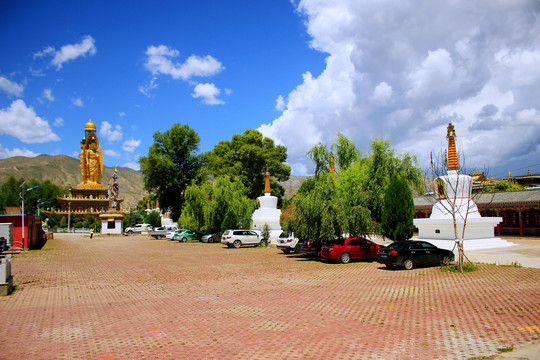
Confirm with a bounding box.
[68,202,72,232]
[20,181,26,250]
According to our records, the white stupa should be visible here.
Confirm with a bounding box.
[414,124,514,251]
[252,169,282,244]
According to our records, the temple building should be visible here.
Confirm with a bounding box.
[252,169,282,244]
[55,120,124,223]
[413,123,514,250]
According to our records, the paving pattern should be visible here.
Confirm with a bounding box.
[0,234,539,360]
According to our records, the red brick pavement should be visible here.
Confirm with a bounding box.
[0,234,538,360]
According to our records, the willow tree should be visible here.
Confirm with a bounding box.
[179,176,255,233]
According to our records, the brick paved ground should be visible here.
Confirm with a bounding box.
[0,234,539,360]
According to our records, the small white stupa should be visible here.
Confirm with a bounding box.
[252,169,282,244]
[414,124,514,251]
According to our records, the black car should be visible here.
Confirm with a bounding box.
[377,240,454,270]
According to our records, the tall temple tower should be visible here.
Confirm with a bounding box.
[55,120,123,226]
[413,123,511,250]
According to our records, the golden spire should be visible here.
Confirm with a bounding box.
[264,168,271,194]
[447,123,459,171]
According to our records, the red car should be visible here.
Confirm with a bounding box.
[320,237,381,263]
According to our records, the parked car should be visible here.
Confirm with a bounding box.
[173,229,201,242]
[221,230,265,248]
[297,236,343,258]
[149,225,177,239]
[376,240,454,270]
[166,229,181,240]
[276,232,299,254]
[201,233,221,243]
[124,223,152,235]
[320,237,381,263]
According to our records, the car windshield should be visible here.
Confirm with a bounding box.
[386,242,407,250]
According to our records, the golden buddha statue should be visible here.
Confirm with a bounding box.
[78,120,104,188]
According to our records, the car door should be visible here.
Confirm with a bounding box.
[241,230,253,244]
[408,242,427,266]
[421,242,441,265]
[360,239,377,258]
[345,239,361,259]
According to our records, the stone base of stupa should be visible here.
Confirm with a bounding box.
[414,217,516,251]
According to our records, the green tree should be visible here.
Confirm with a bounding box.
[331,132,360,171]
[145,211,162,228]
[483,181,523,192]
[123,211,144,230]
[307,133,361,178]
[288,173,341,241]
[204,129,290,200]
[179,176,255,233]
[364,139,424,229]
[0,176,65,215]
[380,175,415,241]
[139,124,204,221]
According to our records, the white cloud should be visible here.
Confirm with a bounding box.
[260,0,540,175]
[73,97,83,107]
[123,139,141,152]
[51,35,96,70]
[371,82,392,104]
[143,45,223,80]
[119,112,126,117]
[122,162,140,171]
[0,144,40,159]
[0,100,60,143]
[54,117,64,127]
[192,83,224,105]
[104,149,121,157]
[0,76,24,97]
[275,95,286,111]
[99,121,123,142]
[42,88,55,102]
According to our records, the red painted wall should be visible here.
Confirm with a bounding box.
[0,215,46,250]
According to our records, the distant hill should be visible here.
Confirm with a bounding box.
[279,175,310,199]
[0,155,309,206]
[0,155,146,207]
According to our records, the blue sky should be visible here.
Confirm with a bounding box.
[1,0,539,179]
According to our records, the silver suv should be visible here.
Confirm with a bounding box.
[221,230,265,248]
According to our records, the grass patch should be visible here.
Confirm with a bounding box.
[441,262,478,273]
[497,346,514,353]
[500,261,522,268]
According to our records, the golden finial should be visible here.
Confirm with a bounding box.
[447,123,459,171]
[264,168,271,194]
[330,153,336,174]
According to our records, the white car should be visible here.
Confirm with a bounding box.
[221,230,266,248]
[276,232,299,254]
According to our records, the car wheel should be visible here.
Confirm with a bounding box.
[156,235,162,239]
[260,239,268,247]
[282,248,291,254]
[127,230,133,235]
[208,237,214,243]
[340,252,351,264]
[233,240,241,248]
[442,255,453,265]
[403,258,414,270]
[181,237,187,243]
